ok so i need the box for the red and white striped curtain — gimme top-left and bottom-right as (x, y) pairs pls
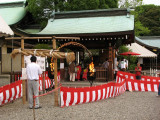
(0, 71), (61, 106)
(60, 80), (126, 107)
(0, 80), (22, 105)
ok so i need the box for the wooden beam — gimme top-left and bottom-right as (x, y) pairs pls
(6, 40), (34, 48)
(53, 36), (59, 107)
(5, 36), (80, 40)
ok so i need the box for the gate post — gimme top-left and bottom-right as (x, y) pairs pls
(52, 36), (59, 106)
(21, 37), (26, 104)
(108, 45), (114, 81)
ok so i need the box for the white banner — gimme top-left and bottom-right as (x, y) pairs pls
(24, 55), (46, 71)
(60, 63), (64, 69)
(21, 68), (27, 80)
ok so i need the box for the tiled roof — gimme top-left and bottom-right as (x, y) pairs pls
(0, 15), (14, 37)
(0, 0), (26, 25)
(135, 36), (160, 49)
(0, 0), (26, 4)
(38, 15), (134, 35)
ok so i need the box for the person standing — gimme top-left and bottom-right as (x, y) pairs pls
(26, 56), (42, 109)
(68, 61), (76, 82)
(114, 58), (119, 80)
(102, 58), (109, 82)
(120, 58), (127, 71)
(135, 63), (142, 80)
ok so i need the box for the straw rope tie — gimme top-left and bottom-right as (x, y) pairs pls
(10, 49), (75, 63)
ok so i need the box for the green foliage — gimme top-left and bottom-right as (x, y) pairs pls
(134, 21), (150, 36)
(60, 0), (118, 11)
(134, 5), (160, 36)
(118, 0), (142, 8)
(128, 56), (137, 70)
(27, 0), (56, 27)
(34, 44), (51, 49)
(27, 0), (118, 26)
(130, 10), (150, 36)
(118, 45), (137, 70)
(118, 45), (129, 60)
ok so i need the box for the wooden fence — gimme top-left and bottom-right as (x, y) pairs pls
(95, 67), (107, 81)
(10, 71), (22, 83)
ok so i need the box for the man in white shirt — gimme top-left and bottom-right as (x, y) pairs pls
(26, 56), (42, 109)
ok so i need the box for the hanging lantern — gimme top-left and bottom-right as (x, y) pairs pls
(50, 57), (54, 71)
(89, 57), (96, 76)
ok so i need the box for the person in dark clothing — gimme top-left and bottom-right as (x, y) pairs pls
(68, 62), (76, 82)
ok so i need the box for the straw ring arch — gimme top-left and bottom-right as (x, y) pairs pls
(58, 42), (92, 57)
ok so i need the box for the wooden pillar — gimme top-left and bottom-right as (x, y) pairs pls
(52, 36), (59, 106)
(108, 46), (114, 81)
(60, 59), (65, 81)
(21, 37), (26, 104)
(113, 48), (116, 80)
(43, 72), (45, 93)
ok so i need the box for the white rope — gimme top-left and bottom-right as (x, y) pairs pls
(18, 49), (21, 53)
(34, 50), (36, 56)
(50, 50), (53, 57)
(65, 53), (68, 57)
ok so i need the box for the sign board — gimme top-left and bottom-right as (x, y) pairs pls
(24, 55), (46, 71)
(60, 63), (64, 69)
(138, 58), (143, 64)
(21, 68), (27, 80)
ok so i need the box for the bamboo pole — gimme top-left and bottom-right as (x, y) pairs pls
(53, 36), (59, 106)
(43, 72), (45, 94)
(21, 37), (26, 104)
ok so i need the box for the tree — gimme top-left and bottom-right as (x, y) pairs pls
(27, 0), (118, 26)
(118, 0), (143, 8)
(34, 44), (51, 49)
(131, 10), (150, 36)
(118, 45), (137, 70)
(27, 0), (56, 27)
(118, 0), (153, 36)
(59, 0), (118, 11)
(134, 5), (160, 36)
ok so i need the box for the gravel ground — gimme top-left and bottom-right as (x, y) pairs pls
(1, 84), (160, 120)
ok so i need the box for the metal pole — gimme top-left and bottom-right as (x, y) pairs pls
(153, 58), (154, 76)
